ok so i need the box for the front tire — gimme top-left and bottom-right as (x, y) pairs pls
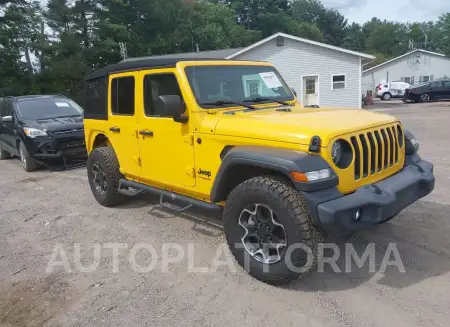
(382, 93), (392, 100)
(19, 142), (38, 172)
(223, 176), (323, 285)
(87, 147), (124, 207)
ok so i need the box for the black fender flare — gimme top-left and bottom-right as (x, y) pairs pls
(210, 146), (338, 203)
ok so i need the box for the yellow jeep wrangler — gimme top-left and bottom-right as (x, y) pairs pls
(84, 58), (434, 285)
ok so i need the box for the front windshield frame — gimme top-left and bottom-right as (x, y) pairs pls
(184, 65), (295, 109)
(16, 97), (83, 120)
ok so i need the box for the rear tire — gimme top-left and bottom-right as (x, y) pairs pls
(382, 93), (392, 100)
(87, 147), (124, 207)
(19, 142), (38, 172)
(223, 176), (323, 285)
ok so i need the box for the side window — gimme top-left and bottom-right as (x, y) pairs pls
(5, 102), (14, 117)
(85, 77), (107, 120)
(443, 81), (450, 88)
(143, 74), (182, 117)
(431, 81), (442, 88)
(111, 76), (135, 115)
(0, 99), (5, 117)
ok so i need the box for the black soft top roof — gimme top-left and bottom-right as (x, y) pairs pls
(85, 58), (224, 81)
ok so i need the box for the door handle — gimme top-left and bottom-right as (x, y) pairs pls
(139, 130), (154, 137)
(109, 126), (120, 133)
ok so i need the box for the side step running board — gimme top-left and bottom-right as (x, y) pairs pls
(118, 179), (222, 212)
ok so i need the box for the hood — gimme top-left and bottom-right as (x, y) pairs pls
(24, 116), (84, 132)
(212, 107), (398, 147)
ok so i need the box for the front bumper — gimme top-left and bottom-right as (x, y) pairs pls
(25, 133), (87, 160)
(311, 159), (434, 235)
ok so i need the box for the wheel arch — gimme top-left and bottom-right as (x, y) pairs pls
(210, 146), (338, 203)
(90, 132), (112, 152)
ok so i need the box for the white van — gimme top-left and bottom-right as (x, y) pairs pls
(376, 81), (411, 100)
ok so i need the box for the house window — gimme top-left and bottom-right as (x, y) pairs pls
(332, 75), (345, 89)
(420, 75), (434, 83)
(305, 79), (315, 94)
(404, 77), (411, 84)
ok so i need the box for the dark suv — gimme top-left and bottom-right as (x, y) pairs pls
(0, 95), (86, 171)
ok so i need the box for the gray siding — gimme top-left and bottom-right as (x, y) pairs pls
(362, 51), (450, 91)
(233, 38), (362, 108)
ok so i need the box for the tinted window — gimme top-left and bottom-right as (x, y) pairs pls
(0, 99), (5, 117)
(144, 74), (182, 117)
(431, 81), (443, 88)
(111, 77), (135, 115)
(16, 97), (83, 120)
(443, 81), (450, 88)
(85, 77), (107, 120)
(185, 65), (294, 108)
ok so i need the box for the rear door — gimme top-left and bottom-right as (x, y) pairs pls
(107, 72), (141, 177)
(443, 81), (450, 99)
(137, 68), (195, 187)
(429, 81), (444, 99)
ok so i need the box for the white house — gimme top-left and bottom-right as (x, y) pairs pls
(124, 32), (374, 109)
(362, 49), (450, 91)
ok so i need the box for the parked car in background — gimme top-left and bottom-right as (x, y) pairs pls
(376, 81), (411, 100)
(0, 95), (86, 171)
(403, 80), (450, 103)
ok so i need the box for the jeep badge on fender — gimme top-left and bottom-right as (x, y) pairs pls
(197, 168), (211, 178)
(83, 58), (435, 286)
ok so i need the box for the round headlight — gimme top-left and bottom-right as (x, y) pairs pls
(331, 139), (353, 169)
(331, 141), (342, 164)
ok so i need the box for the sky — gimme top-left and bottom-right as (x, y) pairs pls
(321, 0), (450, 24)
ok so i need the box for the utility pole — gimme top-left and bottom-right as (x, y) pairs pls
(119, 42), (128, 60)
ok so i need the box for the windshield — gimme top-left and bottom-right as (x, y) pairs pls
(17, 97), (83, 120)
(185, 65), (294, 109)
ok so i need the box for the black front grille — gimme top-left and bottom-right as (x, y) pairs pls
(59, 139), (85, 149)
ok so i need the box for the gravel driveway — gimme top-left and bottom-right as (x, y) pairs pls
(1, 102), (449, 327)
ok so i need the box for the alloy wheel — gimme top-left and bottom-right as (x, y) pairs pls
(238, 203), (287, 264)
(19, 145), (27, 169)
(421, 94), (430, 102)
(92, 163), (107, 195)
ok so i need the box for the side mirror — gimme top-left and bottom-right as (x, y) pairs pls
(291, 87), (297, 97)
(0, 115), (12, 123)
(156, 95), (188, 123)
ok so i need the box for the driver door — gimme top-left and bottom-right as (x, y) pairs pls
(137, 69), (195, 187)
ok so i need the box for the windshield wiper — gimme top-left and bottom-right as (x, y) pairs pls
(243, 97), (290, 106)
(200, 100), (255, 110)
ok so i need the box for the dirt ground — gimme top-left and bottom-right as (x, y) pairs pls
(1, 102), (450, 327)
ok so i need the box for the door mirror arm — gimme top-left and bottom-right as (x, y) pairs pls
(173, 115), (189, 123)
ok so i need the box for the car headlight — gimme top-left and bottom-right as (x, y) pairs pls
(331, 139), (353, 169)
(331, 141), (342, 164)
(23, 127), (48, 138)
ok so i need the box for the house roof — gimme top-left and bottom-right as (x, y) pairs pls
(363, 49), (448, 74)
(226, 32), (375, 60)
(122, 48), (243, 62)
